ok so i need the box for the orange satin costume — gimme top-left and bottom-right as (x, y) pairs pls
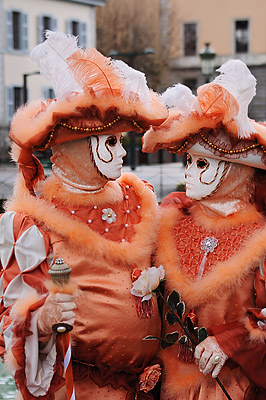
(156, 194), (266, 400)
(0, 173), (161, 400)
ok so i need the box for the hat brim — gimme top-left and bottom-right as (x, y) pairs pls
(10, 89), (168, 152)
(142, 109), (266, 169)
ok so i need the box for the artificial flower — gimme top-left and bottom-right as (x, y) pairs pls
(139, 364), (162, 393)
(101, 208), (116, 224)
(130, 265), (165, 301)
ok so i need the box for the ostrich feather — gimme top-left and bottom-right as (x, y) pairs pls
(112, 59), (150, 106)
(213, 60), (257, 138)
(67, 48), (124, 95)
(197, 84), (239, 123)
(30, 30), (81, 100)
(161, 84), (201, 117)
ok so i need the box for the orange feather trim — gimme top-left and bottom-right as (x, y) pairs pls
(45, 280), (79, 296)
(67, 48), (123, 94)
(4, 350), (19, 378)
(244, 316), (266, 344)
(190, 202), (264, 232)
(10, 90), (167, 152)
(142, 111), (218, 153)
(197, 84), (239, 123)
(38, 176), (123, 207)
(156, 206), (266, 308)
(159, 346), (236, 398)
(7, 173), (158, 267)
(9, 290), (43, 324)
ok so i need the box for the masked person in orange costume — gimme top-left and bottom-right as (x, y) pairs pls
(143, 60), (266, 400)
(0, 31), (168, 400)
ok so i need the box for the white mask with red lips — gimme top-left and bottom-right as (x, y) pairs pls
(90, 133), (127, 180)
(185, 153), (231, 200)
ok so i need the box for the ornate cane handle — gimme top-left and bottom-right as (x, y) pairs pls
(48, 258), (73, 334)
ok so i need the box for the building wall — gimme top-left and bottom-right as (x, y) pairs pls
(164, 0), (266, 121)
(168, 0), (266, 58)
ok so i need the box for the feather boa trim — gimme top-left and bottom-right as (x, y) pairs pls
(10, 90), (167, 152)
(159, 346), (242, 398)
(244, 315), (266, 343)
(9, 290), (43, 325)
(37, 177), (123, 207)
(6, 173), (158, 266)
(156, 206), (266, 308)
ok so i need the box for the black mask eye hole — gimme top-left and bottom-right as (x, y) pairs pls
(197, 158), (209, 169)
(187, 154), (192, 166)
(106, 136), (117, 147)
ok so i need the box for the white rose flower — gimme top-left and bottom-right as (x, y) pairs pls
(131, 265), (165, 301)
(101, 208), (116, 224)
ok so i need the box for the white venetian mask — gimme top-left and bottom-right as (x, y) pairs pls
(90, 133), (127, 180)
(185, 153), (231, 200)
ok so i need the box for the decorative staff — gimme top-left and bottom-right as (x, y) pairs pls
(48, 258), (75, 400)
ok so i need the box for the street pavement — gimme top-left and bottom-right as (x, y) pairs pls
(0, 161), (186, 202)
(0, 163), (17, 200)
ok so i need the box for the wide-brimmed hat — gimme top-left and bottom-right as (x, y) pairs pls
(142, 60), (266, 170)
(10, 31), (168, 193)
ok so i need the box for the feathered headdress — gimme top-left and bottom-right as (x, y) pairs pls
(143, 60), (266, 170)
(9, 31), (168, 194)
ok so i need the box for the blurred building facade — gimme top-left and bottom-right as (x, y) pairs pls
(0, 0), (105, 161)
(96, 0), (266, 166)
(163, 0), (266, 121)
(97, 0), (266, 122)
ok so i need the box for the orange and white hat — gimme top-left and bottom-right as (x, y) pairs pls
(143, 60), (266, 170)
(9, 31), (168, 193)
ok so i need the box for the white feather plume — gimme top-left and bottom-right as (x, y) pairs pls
(213, 60), (257, 138)
(161, 84), (201, 117)
(112, 59), (150, 106)
(30, 30), (82, 99)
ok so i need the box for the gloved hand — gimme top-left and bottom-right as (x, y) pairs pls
(194, 336), (229, 378)
(37, 293), (76, 337)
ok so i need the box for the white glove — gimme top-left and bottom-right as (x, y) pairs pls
(37, 293), (76, 337)
(194, 336), (229, 378)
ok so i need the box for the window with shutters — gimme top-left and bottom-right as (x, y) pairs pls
(183, 23), (197, 56)
(6, 10), (28, 51)
(66, 19), (87, 48)
(235, 20), (249, 53)
(38, 15), (57, 43)
(7, 86), (24, 125)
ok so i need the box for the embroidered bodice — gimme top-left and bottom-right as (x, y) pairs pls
(174, 212), (264, 278)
